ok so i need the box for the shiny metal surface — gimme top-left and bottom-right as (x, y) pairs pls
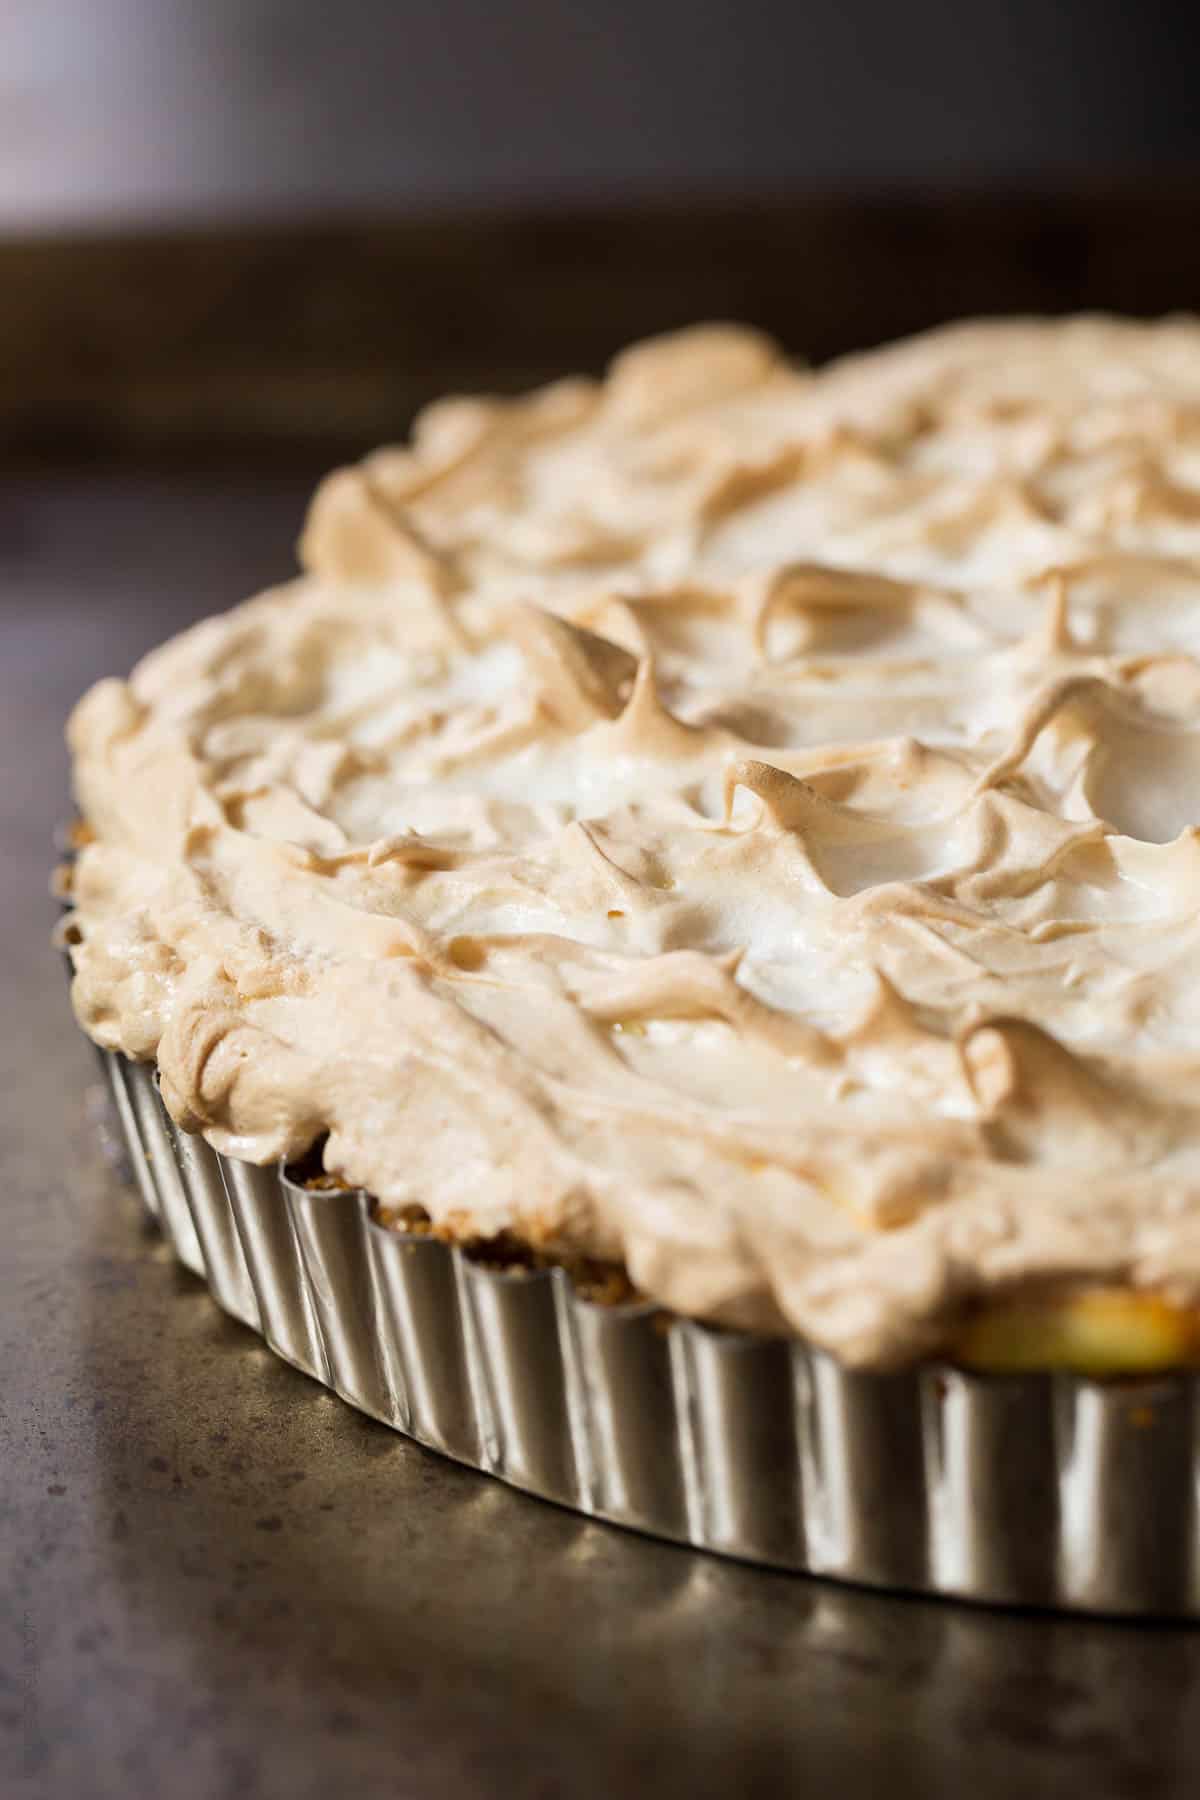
(94, 1049), (1200, 1617)
(8, 475), (1200, 1800)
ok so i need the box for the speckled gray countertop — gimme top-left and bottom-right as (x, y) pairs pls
(4, 475), (1200, 1800)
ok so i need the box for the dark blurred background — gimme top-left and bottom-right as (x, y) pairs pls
(9, 0), (1200, 225)
(4, 0), (1200, 463)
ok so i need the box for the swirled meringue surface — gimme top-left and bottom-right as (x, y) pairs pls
(66, 317), (1200, 1364)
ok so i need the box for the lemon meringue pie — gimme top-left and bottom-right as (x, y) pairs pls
(65, 317), (1200, 1369)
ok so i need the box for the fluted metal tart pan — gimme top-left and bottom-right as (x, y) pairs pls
(81, 1041), (1200, 1617)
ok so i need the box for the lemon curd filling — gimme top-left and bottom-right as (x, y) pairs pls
(951, 1288), (1200, 1376)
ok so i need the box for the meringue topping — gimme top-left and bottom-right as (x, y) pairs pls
(65, 316), (1200, 1364)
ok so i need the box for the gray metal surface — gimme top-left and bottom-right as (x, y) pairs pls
(7, 475), (1200, 1800)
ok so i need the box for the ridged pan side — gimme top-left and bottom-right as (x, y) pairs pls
(95, 1050), (1200, 1616)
